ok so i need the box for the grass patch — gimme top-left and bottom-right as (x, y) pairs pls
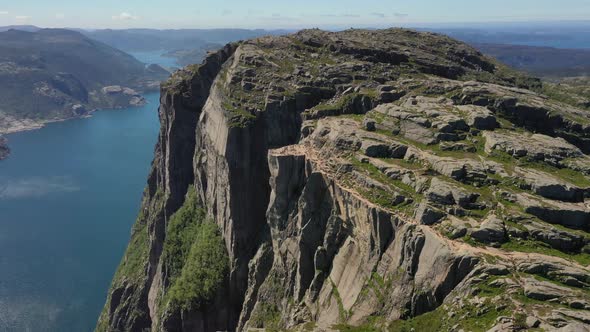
(502, 239), (590, 266)
(333, 323), (381, 332)
(388, 300), (510, 332)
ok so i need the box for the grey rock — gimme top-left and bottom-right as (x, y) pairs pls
(458, 105), (498, 130)
(469, 215), (507, 244)
(526, 316), (540, 328)
(522, 277), (573, 301)
(415, 202), (446, 225)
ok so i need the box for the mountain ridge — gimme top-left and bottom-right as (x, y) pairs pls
(98, 28), (590, 332)
(0, 28), (168, 136)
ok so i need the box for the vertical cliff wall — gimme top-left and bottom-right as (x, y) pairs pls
(99, 29), (590, 332)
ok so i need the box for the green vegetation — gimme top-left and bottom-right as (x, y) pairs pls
(502, 239), (590, 266)
(245, 271), (288, 330)
(161, 188), (205, 278)
(222, 101), (257, 128)
(248, 303), (283, 332)
(113, 221), (149, 282)
(333, 323), (381, 332)
(525, 159), (590, 187)
(542, 82), (590, 111)
(388, 299), (510, 332)
(161, 187), (229, 311)
(113, 188), (165, 283)
(330, 278), (350, 321)
(484, 139), (590, 187)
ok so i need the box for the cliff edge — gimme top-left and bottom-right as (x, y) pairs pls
(98, 29), (590, 332)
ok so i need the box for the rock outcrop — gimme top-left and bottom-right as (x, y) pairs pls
(98, 29), (590, 332)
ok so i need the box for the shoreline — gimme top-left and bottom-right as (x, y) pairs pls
(0, 109), (97, 137)
(0, 93), (160, 162)
(0, 94), (159, 136)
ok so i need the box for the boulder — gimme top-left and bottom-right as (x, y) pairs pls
(516, 193), (590, 231)
(519, 168), (585, 203)
(469, 215), (507, 244)
(458, 105), (498, 130)
(522, 277), (573, 301)
(415, 203), (446, 225)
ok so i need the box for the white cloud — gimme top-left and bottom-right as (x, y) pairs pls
(370, 12), (387, 18)
(15, 15), (32, 21)
(112, 12), (139, 21)
(0, 11), (8, 15)
(55, 13), (65, 19)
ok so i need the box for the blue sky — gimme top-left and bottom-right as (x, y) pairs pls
(1, 0), (590, 29)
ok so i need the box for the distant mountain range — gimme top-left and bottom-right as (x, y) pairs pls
(474, 43), (590, 78)
(0, 28), (168, 134)
(0, 25), (41, 32)
(81, 28), (291, 52)
(1, 24), (588, 139)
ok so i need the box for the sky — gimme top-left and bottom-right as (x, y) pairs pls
(0, 0), (590, 29)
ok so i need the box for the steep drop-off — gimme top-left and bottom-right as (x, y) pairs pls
(98, 29), (590, 332)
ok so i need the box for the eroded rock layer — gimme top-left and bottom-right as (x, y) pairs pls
(98, 29), (590, 332)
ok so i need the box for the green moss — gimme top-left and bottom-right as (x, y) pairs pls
(160, 187), (229, 312)
(542, 82), (590, 112)
(222, 101), (256, 128)
(161, 187), (205, 279)
(528, 161), (590, 187)
(113, 220), (149, 283)
(333, 323), (381, 332)
(306, 93), (363, 118)
(248, 303), (283, 332)
(349, 157), (419, 200)
(388, 299), (510, 332)
(165, 221), (228, 311)
(487, 146), (590, 187)
(113, 188), (165, 283)
(501, 239), (590, 266)
(330, 278), (349, 322)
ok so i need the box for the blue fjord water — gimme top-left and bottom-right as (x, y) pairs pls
(0, 39), (588, 331)
(0, 49), (166, 332)
(0, 92), (161, 331)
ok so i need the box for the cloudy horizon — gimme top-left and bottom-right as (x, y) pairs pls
(1, 0), (590, 30)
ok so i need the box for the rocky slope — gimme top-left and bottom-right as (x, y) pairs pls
(0, 28), (168, 135)
(98, 29), (590, 332)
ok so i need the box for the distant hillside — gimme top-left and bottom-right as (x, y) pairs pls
(475, 43), (590, 77)
(0, 25), (41, 32)
(0, 28), (168, 134)
(162, 46), (222, 66)
(83, 28), (291, 52)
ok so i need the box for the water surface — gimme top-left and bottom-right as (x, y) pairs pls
(0, 93), (160, 331)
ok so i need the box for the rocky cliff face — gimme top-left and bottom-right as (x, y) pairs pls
(98, 29), (590, 332)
